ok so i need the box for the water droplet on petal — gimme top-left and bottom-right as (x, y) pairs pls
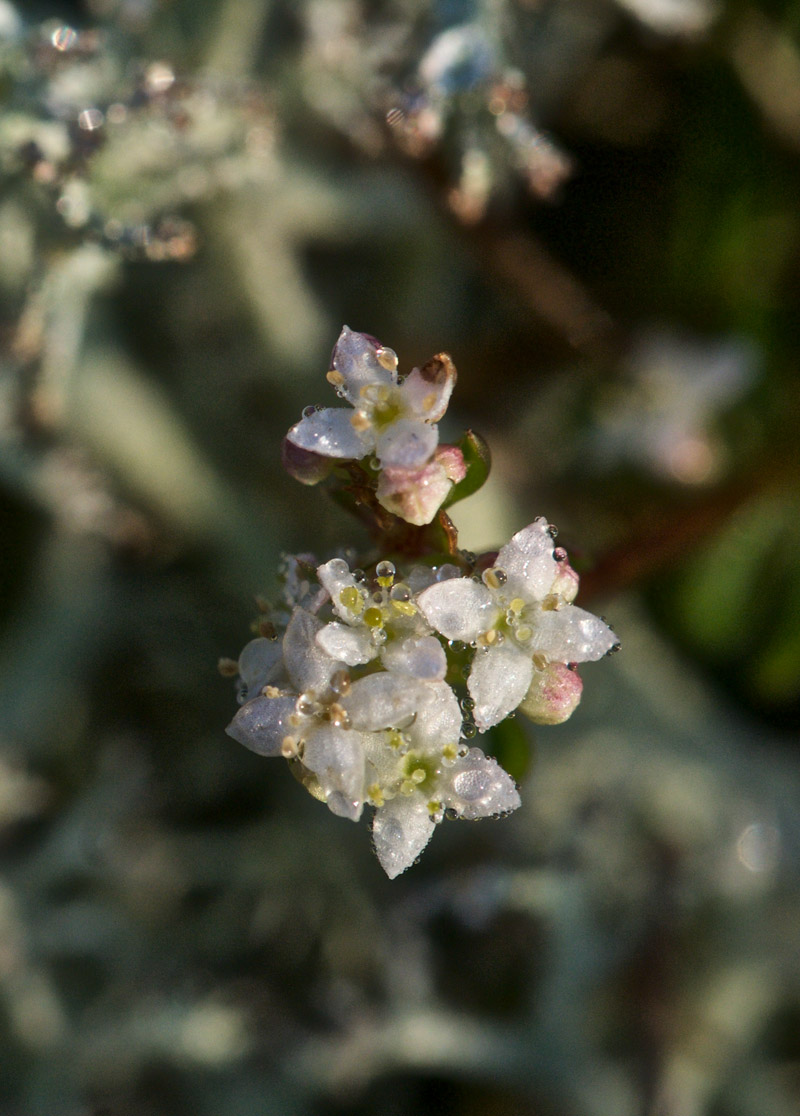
(452, 766), (491, 801)
(461, 723), (477, 739)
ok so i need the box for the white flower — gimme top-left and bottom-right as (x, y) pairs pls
(314, 556), (438, 669)
(368, 671), (520, 878)
(226, 607), (370, 821)
(285, 327), (458, 523)
(417, 518), (619, 730)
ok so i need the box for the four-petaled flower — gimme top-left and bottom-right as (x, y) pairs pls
(417, 518), (619, 730)
(285, 326), (460, 524)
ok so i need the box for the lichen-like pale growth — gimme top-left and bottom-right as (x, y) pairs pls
(227, 327), (618, 876)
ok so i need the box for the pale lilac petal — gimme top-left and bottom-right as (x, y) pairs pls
(376, 460), (452, 525)
(443, 748), (520, 820)
(532, 606), (618, 663)
(237, 637), (283, 703)
(344, 673), (428, 732)
(317, 558), (362, 623)
(399, 353), (457, 423)
(226, 694), (296, 756)
(380, 635), (446, 680)
(372, 796), (436, 879)
(468, 642), (534, 730)
(316, 622), (375, 666)
(417, 578), (495, 643)
(376, 417), (438, 468)
(302, 724), (365, 821)
(283, 608), (340, 695)
(496, 518), (559, 603)
(407, 682), (462, 750)
(406, 565), (439, 595)
(286, 407), (374, 460)
(332, 325), (396, 404)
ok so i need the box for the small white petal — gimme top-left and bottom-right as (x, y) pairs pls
(443, 748), (520, 820)
(372, 796), (436, 879)
(317, 558), (362, 623)
(226, 694), (296, 756)
(417, 578), (495, 643)
(302, 725), (365, 821)
(399, 357), (456, 423)
(344, 673), (427, 731)
(381, 635), (446, 680)
(333, 326), (396, 404)
(376, 417), (438, 469)
(283, 608), (340, 695)
(406, 565), (439, 594)
(317, 622), (375, 666)
(468, 642), (534, 730)
(408, 682), (463, 751)
(287, 407), (374, 460)
(237, 637), (282, 702)
(496, 519), (558, 603)
(532, 606), (618, 662)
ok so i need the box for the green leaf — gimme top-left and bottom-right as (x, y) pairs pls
(442, 429), (492, 509)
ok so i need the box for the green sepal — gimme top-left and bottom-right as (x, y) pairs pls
(442, 430), (491, 509)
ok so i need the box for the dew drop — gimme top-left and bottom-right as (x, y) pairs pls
(461, 723), (477, 739)
(460, 697), (475, 711)
(547, 524), (559, 539)
(302, 405), (317, 418)
(78, 108), (104, 131)
(376, 559), (396, 581)
(482, 566), (507, 590)
(51, 25), (77, 51)
(353, 569), (367, 584)
(554, 547), (568, 562)
(452, 767), (491, 801)
(296, 692), (318, 717)
(330, 669), (351, 696)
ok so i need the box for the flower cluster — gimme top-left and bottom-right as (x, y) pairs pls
(226, 328), (618, 877)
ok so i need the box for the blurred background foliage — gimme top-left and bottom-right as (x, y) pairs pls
(1, 0), (799, 1114)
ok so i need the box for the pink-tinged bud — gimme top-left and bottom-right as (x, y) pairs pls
(435, 443), (467, 483)
(551, 548), (579, 603)
(376, 458), (454, 525)
(281, 436), (334, 485)
(518, 662), (583, 725)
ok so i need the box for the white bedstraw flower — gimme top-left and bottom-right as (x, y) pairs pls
(285, 327), (457, 522)
(417, 518), (619, 730)
(314, 556), (435, 669)
(226, 607), (370, 821)
(367, 671), (520, 877)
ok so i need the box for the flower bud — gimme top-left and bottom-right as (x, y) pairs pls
(281, 436), (334, 485)
(518, 661), (583, 725)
